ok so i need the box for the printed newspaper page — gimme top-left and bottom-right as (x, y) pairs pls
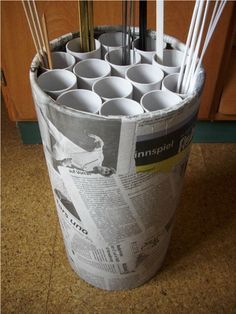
(36, 94), (198, 289)
(134, 101), (198, 173)
(54, 168), (175, 289)
(55, 159), (183, 289)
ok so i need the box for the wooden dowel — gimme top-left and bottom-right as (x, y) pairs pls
(21, 0), (44, 64)
(32, 0), (46, 51)
(31, 0), (48, 67)
(42, 14), (53, 69)
(27, 0), (43, 53)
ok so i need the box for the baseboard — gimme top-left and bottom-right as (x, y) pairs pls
(17, 121), (42, 144)
(193, 121), (236, 143)
(17, 120), (236, 145)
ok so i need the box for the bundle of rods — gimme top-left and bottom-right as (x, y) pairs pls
(122, 0), (136, 66)
(139, 0), (147, 51)
(22, 0), (52, 69)
(78, 0), (95, 52)
(177, 0), (228, 94)
(121, 0), (148, 65)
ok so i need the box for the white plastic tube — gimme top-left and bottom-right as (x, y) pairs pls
(156, 0), (164, 63)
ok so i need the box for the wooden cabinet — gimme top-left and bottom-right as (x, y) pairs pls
(215, 25), (236, 120)
(1, 1), (236, 122)
(217, 47), (236, 117)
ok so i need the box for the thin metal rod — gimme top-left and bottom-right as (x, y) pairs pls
(88, 0), (95, 51)
(83, 0), (90, 52)
(78, 0), (83, 51)
(79, 0), (89, 52)
(139, 0), (147, 51)
(124, 0), (128, 65)
(122, 0), (126, 65)
(78, 0), (95, 52)
(127, 0), (132, 65)
(132, 0), (136, 64)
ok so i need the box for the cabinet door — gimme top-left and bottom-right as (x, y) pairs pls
(1, 0), (234, 121)
(218, 47), (236, 117)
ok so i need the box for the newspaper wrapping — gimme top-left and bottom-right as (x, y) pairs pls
(30, 28), (205, 290)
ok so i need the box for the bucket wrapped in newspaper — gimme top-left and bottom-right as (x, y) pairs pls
(30, 28), (205, 291)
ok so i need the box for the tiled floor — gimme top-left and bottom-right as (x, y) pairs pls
(2, 106), (236, 313)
